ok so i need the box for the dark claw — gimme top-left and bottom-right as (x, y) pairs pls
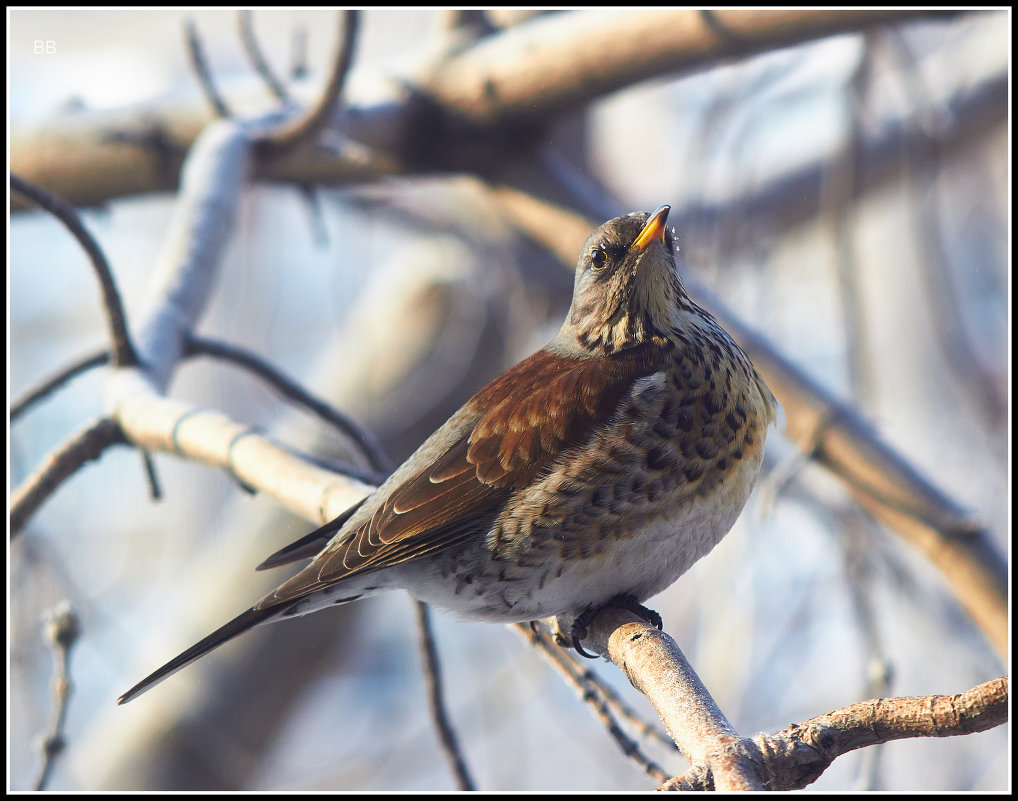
(615, 594), (662, 630)
(571, 634), (599, 659)
(556, 595), (664, 659)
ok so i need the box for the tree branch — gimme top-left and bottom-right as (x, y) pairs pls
(581, 607), (1007, 791)
(666, 676), (1009, 790)
(10, 418), (127, 536)
(414, 602), (475, 790)
(11, 11), (980, 211)
(32, 603), (81, 791)
(256, 10), (360, 155)
(10, 175), (138, 368)
(421, 9), (943, 128)
(183, 336), (391, 477)
(238, 10), (295, 106)
(10, 348), (110, 422)
(515, 622), (671, 783)
(183, 19), (233, 119)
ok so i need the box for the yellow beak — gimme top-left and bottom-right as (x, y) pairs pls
(628, 205), (670, 254)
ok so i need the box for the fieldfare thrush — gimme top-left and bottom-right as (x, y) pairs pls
(119, 205), (780, 704)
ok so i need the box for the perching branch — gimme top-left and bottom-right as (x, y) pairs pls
(582, 607), (766, 791)
(580, 607), (1007, 791)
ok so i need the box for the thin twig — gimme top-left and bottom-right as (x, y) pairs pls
(10, 348), (110, 422)
(258, 10), (359, 155)
(184, 18), (233, 119)
(238, 10), (295, 106)
(32, 602), (81, 790)
(9, 175), (137, 368)
(413, 601), (476, 790)
(572, 654), (677, 753)
(290, 24), (309, 80)
(296, 183), (330, 248)
(185, 335), (391, 475)
(9, 176), (158, 507)
(10, 418), (127, 537)
(515, 623), (671, 783)
(139, 450), (163, 501)
(837, 506), (893, 790)
(665, 676), (1008, 791)
(9, 338), (389, 484)
(827, 34), (873, 405)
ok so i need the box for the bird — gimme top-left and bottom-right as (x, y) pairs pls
(118, 205), (780, 704)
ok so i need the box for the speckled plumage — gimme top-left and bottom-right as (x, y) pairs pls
(119, 206), (779, 704)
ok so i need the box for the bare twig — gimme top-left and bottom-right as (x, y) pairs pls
(836, 506), (894, 789)
(184, 335), (391, 476)
(413, 602), (475, 790)
(826, 34), (874, 405)
(515, 622), (671, 783)
(257, 10), (359, 155)
(290, 24), (309, 80)
(573, 653), (677, 753)
(139, 450), (163, 501)
(10, 175), (137, 368)
(8, 334), (388, 535)
(238, 10), (295, 106)
(184, 19), (233, 119)
(664, 675), (1009, 791)
(10, 348), (110, 422)
(582, 608), (1007, 791)
(10, 418), (127, 537)
(32, 602), (81, 790)
(10, 338), (389, 481)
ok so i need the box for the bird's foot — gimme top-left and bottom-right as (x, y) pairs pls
(557, 594), (664, 659)
(612, 594), (663, 631)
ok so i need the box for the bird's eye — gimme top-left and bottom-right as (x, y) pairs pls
(590, 248), (607, 270)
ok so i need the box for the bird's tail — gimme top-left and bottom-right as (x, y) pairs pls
(117, 604), (281, 705)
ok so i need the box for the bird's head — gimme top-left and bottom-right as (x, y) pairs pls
(560, 206), (687, 354)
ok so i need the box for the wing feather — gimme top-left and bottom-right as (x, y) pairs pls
(259, 344), (666, 611)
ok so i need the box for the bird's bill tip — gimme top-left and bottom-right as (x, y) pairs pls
(629, 205), (671, 254)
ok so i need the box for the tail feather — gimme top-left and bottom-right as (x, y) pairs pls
(117, 604), (280, 705)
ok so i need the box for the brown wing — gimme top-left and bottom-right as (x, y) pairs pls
(260, 344), (666, 609)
